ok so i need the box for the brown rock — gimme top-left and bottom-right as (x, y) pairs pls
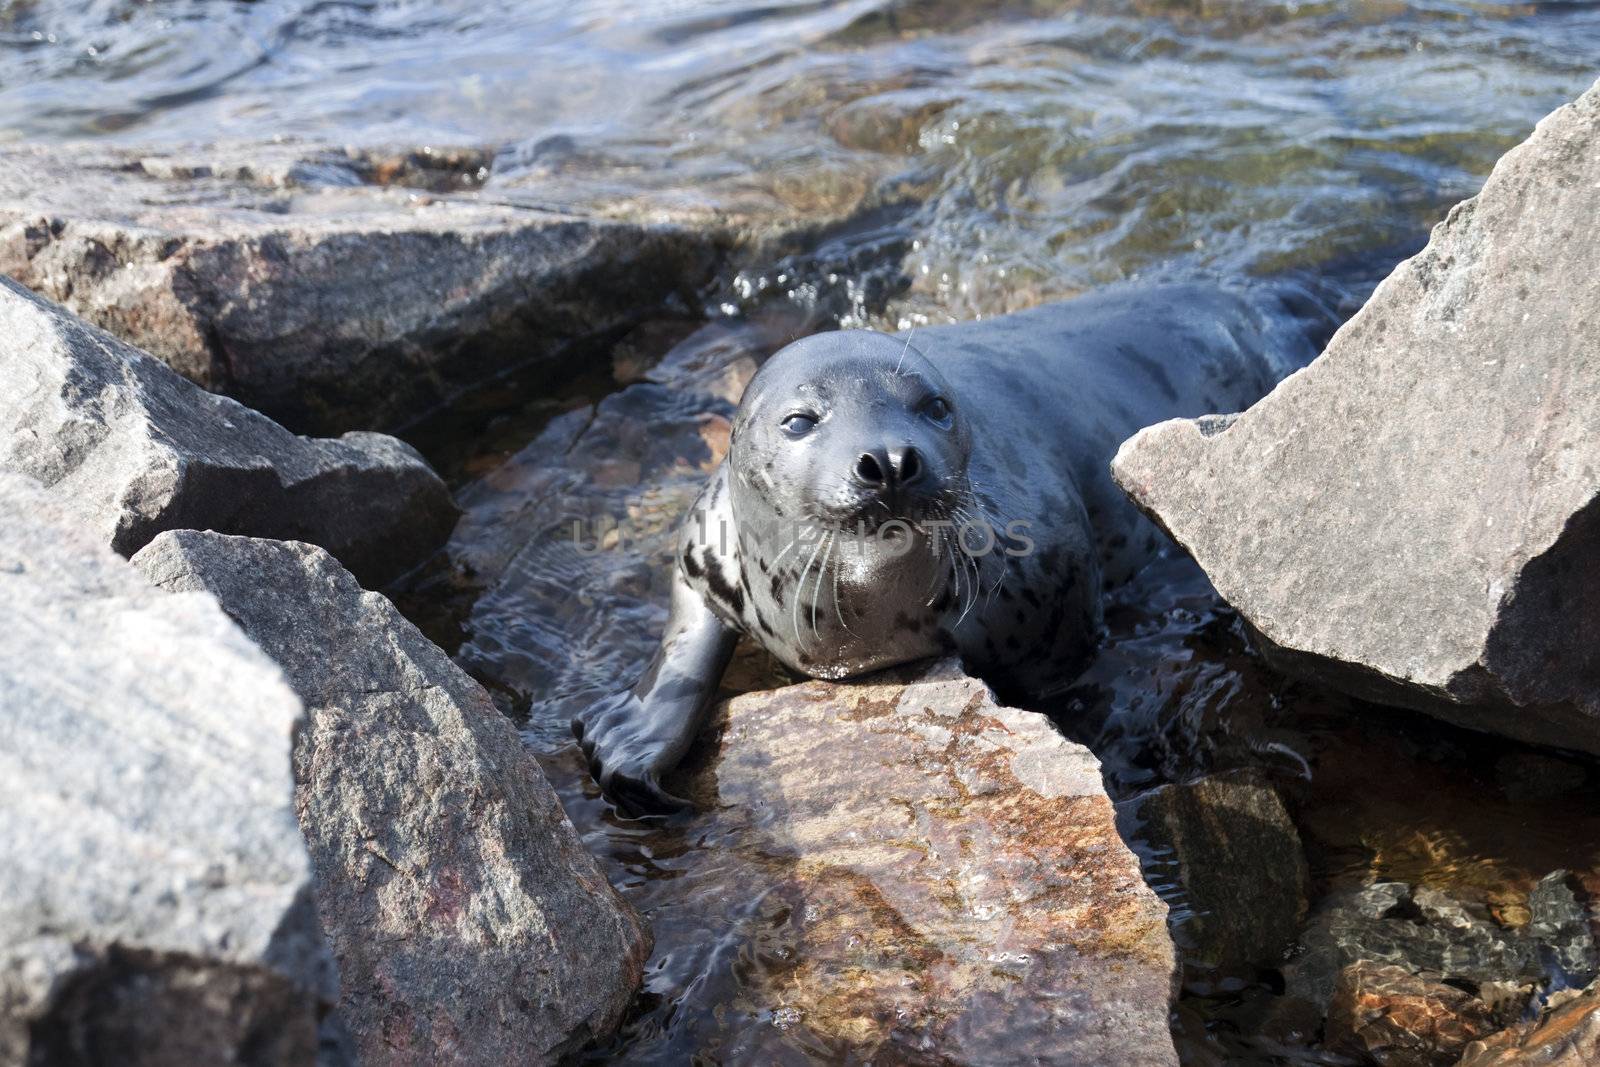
(1326, 961), (1498, 1067)
(1458, 981), (1600, 1066)
(683, 661), (1179, 1065)
(1117, 770), (1309, 972)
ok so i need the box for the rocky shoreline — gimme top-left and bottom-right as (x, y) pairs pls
(2, 71), (1598, 1067)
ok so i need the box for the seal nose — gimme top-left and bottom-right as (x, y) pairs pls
(854, 446), (923, 490)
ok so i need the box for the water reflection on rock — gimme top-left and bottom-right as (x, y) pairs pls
(578, 662), (1180, 1065)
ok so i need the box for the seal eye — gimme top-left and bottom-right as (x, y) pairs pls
(921, 397), (952, 425)
(781, 412), (817, 436)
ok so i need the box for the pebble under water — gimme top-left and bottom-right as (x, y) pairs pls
(15, 0), (1600, 1061)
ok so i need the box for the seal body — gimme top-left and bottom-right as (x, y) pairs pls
(575, 281), (1321, 809)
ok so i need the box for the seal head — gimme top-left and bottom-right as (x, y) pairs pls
(729, 330), (973, 535)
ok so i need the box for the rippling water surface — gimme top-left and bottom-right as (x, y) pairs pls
(8, 0), (1600, 321)
(11, 1), (1600, 1063)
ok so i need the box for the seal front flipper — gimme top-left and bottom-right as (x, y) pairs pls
(573, 567), (737, 814)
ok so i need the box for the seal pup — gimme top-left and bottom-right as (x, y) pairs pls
(574, 281), (1323, 810)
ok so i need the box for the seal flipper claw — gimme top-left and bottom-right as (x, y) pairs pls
(607, 768), (692, 817)
(573, 565), (736, 813)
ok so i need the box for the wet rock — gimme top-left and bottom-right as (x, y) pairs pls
(1117, 770), (1309, 973)
(0, 140), (877, 433)
(1286, 882), (1541, 1013)
(683, 661), (1179, 1065)
(1459, 980), (1600, 1066)
(451, 383), (735, 732)
(1111, 79), (1600, 756)
(1528, 872), (1599, 988)
(131, 531), (650, 1065)
(1326, 961), (1498, 1067)
(0, 474), (334, 1066)
(825, 93), (955, 155)
(1283, 873), (1598, 1041)
(0, 277), (455, 586)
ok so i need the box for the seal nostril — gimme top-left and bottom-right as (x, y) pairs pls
(856, 452), (885, 485)
(900, 447), (921, 484)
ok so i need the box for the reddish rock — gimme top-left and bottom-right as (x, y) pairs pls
(1459, 982), (1600, 1067)
(682, 661), (1180, 1065)
(1327, 961), (1498, 1067)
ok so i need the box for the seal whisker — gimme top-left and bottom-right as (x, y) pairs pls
(792, 529), (827, 651)
(811, 531), (834, 639)
(950, 503), (984, 629)
(955, 499), (1002, 615)
(895, 327), (916, 377)
(768, 533), (801, 568)
(831, 533), (859, 637)
(947, 528), (973, 628)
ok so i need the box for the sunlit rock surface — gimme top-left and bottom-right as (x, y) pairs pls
(132, 531), (650, 1066)
(0, 277), (454, 586)
(679, 662), (1178, 1065)
(0, 474), (333, 1066)
(1112, 79), (1600, 756)
(0, 141), (884, 433)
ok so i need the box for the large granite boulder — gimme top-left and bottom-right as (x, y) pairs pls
(0, 277), (455, 586)
(674, 662), (1179, 1065)
(0, 141), (876, 433)
(132, 531), (650, 1065)
(0, 474), (334, 1066)
(1111, 79), (1600, 755)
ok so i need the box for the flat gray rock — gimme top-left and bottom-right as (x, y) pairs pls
(0, 141), (872, 433)
(0, 277), (455, 586)
(133, 531), (651, 1065)
(0, 473), (333, 1067)
(1112, 79), (1600, 755)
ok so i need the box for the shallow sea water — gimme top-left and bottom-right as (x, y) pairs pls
(10, 1), (1600, 1062)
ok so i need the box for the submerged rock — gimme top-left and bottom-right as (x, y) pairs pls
(1111, 79), (1600, 756)
(132, 531), (650, 1065)
(679, 662), (1179, 1065)
(1117, 770), (1309, 974)
(1284, 875), (1596, 1027)
(1528, 872), (1600, 989)
(1459, 980), (1600, 1066)
(1326, 961), (1498, 1067)
(0, 277), (455, 586)
(0, 141), (876, 433)
(0, 474), (334, 1066)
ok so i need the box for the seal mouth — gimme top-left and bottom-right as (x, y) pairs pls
(816, 481), (975, 537)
